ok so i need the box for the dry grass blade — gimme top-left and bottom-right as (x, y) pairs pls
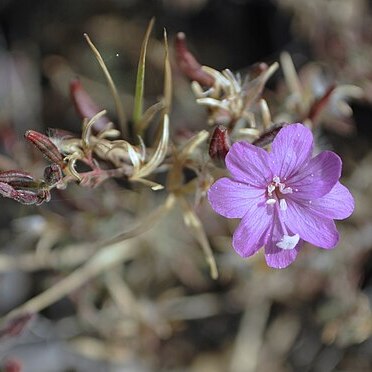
(133, 177), (164, 190)
(131, 114), (169, 180)
(104, 269), (140, 318)
(280, 52), (302, 98)
(230, 301), (270, 372)
(136, 101), (164, 137)
(84, 33), (127, 137)
(196, 97), (227, 110)
(0, 195), (175, 321)
(133, 18), (155, 131)
(162, 29), (172, 116)
(260, 99), (272, 129)
(1, 240), (136, 322)
(178, 196), (218, 279)
(0, 244), (93, 272)
(243, 62), (279, 110)
(82, 110), (107, 148)
(179, 130), (209, 161)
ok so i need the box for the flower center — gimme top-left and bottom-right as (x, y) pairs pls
(266, 176), (292, 211)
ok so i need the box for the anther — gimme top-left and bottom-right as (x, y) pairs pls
(266, 198), (276, 205)
(279, 199), (287, 211)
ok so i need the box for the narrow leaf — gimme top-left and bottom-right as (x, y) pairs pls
(131, 114), (169, 180)
(163, 29), (172, 116)
(136, 101), (165, 137)
(133, 18), (155, 129)
(84, 34), (127, 138)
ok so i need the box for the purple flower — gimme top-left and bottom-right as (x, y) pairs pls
(208, 123), (354, 269)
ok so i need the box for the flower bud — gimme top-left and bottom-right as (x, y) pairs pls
(70, 79), (111, 133)
(209, 125), (231, 164)
(24, 130), (64, 165)
(175, 32), (214, 87)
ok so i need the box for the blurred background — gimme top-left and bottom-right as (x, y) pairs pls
(0, 0), (371, 371)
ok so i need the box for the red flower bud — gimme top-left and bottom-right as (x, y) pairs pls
(4, 359), (22, 372)
(24, 130), (64, 165)
(175, 32), (215, 87)
(308, 85), (335, 123)
(209, 125), (231, 163)
(0, 313), (34, 340)
(70, 79), (111, 133)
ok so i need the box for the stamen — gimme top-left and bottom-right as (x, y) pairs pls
(279, 198), (287, 211)
(267, 184), (275, 196)
(276, 234), (300, 250)
(273, 176), (280, 184)
(267, 176), (292, 206)
(278, 183), (293, 194)
(266, 198), (276, 205)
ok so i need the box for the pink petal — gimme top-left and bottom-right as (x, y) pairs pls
(294, 182), (354, 220)
(282, 201), (339, 249)
(232, 202), (271, 257)
(208, 178), (266, 218)
(288, 151), (341, 199)
(226, 141), (272, 187)
(265, 239), (302, 269)
(264, 209), (301, 268)
(270, 124), (313, 179)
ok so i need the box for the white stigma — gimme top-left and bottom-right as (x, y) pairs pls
(276, 234), (300, 250)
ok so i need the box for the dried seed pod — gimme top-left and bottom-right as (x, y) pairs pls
(0, 182), (40, 205)
(209, 125), (231, 164)
(175, 32), (214, 87)
(0, 170), (36, 188)
(13, 189), (41, 205)
(36, 188), (51, 205)
(24, 130), (64, 165)
(0, 182), (16, 198)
